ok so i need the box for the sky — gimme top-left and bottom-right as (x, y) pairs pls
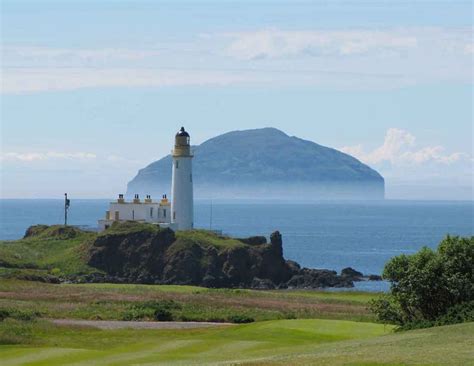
(1, 0), (473, 199)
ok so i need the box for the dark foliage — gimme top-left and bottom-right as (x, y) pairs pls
(0, 308), (40, 321)
(371, 235), (474, 329)
(227, 315), (255, 324)
(122, 300), (181, 321)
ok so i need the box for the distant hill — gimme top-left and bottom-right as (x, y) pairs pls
(127, 128), (384, 200)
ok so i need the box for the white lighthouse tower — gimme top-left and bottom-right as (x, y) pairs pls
(171, 127), (194, 230)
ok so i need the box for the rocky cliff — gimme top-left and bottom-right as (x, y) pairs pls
(87, 222), (353, 289)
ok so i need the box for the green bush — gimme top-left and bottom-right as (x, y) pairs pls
(153, 308), (173, 321)
(228, 315), (255, 324)
(371, 235), (474, 329)
(0, 308), (40, 322)
(122, 300), (181, 321)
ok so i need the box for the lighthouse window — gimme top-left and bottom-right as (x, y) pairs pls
(175, 161), (179, 169)
(150, 208), (153, 217)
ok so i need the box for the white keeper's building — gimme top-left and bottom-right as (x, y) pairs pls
(98, 127), (194, 232)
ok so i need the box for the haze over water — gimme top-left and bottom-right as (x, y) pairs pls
(1, 199), (472, 291)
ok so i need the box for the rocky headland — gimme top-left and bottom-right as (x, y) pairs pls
(86, 222), (365, 289)
(3, 223), (380, 289)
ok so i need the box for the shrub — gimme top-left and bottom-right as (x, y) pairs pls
(122, 300), (181, 321)
(371, 235), (474, 329)
(0, 308), (40, 322)
(228, 315), (255, 324)
(153, 308), (173, 321)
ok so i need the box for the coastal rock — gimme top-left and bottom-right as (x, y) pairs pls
(85, 222), (356, 289)
(286, 268), (354, 289)
(368, 274), (383, 281)
(341, 267), (364, 281)
(251, 278), (276, 290)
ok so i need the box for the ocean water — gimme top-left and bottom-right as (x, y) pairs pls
(1, 199), (473, 291)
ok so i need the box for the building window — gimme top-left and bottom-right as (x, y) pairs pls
(163, 209), (166, 218)
(190, 173), (192, 182)
(132, 210), (135, 220)
(173, 211), (176, 220)
(175, 161), (179, 169)
(150, 207), (153, 217)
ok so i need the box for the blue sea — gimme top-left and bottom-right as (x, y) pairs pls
(1, 199), (473, 291)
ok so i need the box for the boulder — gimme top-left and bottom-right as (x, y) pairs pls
(368, 274), (383, 281)
(341, 267), (364, 280)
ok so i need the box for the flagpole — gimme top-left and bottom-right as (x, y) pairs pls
(64, 193), (68, 226)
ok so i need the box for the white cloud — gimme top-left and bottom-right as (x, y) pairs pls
(1, 68), (251, 94)
(340, 128), (470, 166)
(2, 46), (161, 68)
(226, 29), (418, 60)
(1, 151), (97, 161)
(1, 27), (472, 93)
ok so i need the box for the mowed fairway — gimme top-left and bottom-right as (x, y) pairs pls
(1, 318), (391, 365)
(1, 319), (473, 365)
(1, 281), (473, 365)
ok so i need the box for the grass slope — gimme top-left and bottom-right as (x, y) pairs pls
(263, 322), (474, 366)
(1, 319), (472, 365)
(0, 318), (393, 366)
(0, 226), (96, 276)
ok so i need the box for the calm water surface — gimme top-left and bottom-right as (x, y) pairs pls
(1, 199), (472, 291)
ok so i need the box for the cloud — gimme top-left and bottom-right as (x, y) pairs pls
(340, 128), (470, 166)
(1, 151), (97, 161)
(1, 68), (251, 94)
(226, 29), (418, 60)
(1, 27), (472, 93)
(2, 46), (161, 68)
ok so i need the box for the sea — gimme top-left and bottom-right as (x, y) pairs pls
(1, 199), (473, 292)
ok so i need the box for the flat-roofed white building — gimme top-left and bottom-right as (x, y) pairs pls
(98, 194), (177, 231)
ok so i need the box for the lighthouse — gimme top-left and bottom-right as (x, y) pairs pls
(171, 127), (194, 230)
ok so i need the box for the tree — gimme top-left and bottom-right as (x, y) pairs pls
(371, 236), (474, 327)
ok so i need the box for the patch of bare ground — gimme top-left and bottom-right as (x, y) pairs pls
(50, 319), (234, 329)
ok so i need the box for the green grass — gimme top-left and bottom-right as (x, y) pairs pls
(0, 279), (377, 323)
(174, 229), (247, 250)
(1, 319), (472, 365)
(262, 322), (474, 366)
(0, 226), (96, 276)
(0, 318), (393, 365)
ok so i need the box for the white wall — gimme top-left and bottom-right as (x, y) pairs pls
(171, 156), (194, 230)
(108, 202), (171, 223)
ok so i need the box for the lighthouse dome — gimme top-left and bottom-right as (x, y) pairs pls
(176, 127), (190, 137)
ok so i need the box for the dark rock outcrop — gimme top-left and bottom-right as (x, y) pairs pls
(87, 222), (354, 289)
(368, 274), (383, 281)
(341, 267), (364, 281)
